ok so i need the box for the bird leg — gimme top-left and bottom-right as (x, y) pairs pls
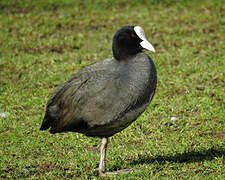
(98, 137), (108, 175)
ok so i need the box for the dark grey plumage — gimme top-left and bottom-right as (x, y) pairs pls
(40, 26), (157, 175)
(41, 53), (156, 137)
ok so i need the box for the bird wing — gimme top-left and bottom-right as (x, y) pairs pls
(41, 59), (122, 133)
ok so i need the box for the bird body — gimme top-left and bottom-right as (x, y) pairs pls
(41, 53), (156, 137)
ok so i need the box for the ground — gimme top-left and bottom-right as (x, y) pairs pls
(0, 0), (225, 179)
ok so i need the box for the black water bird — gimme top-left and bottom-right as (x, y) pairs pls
(40, 26), (157, 175)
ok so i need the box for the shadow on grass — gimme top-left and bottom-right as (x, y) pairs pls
(129, 147), (225, 166)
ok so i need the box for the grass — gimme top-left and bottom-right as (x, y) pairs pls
(0, 0), (225, 179)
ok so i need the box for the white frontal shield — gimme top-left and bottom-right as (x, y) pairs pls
(134, 26), (155, 52)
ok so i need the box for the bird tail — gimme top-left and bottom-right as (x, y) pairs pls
(40, 114), (51, 131)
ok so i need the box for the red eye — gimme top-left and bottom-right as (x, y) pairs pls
(131, 33), (136, 38)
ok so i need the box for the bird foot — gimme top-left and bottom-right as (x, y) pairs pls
(94, 168), (106, 176)
(98, 169), (136, 176)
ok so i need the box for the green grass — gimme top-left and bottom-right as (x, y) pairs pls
(0, 0), (225, 179)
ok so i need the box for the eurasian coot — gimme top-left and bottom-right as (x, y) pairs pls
(40, 26), (157, 175)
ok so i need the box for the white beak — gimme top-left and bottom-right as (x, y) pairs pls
(134, 26), (155, 52)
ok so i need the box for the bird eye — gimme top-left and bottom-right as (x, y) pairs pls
(131, 33), (136, 38)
